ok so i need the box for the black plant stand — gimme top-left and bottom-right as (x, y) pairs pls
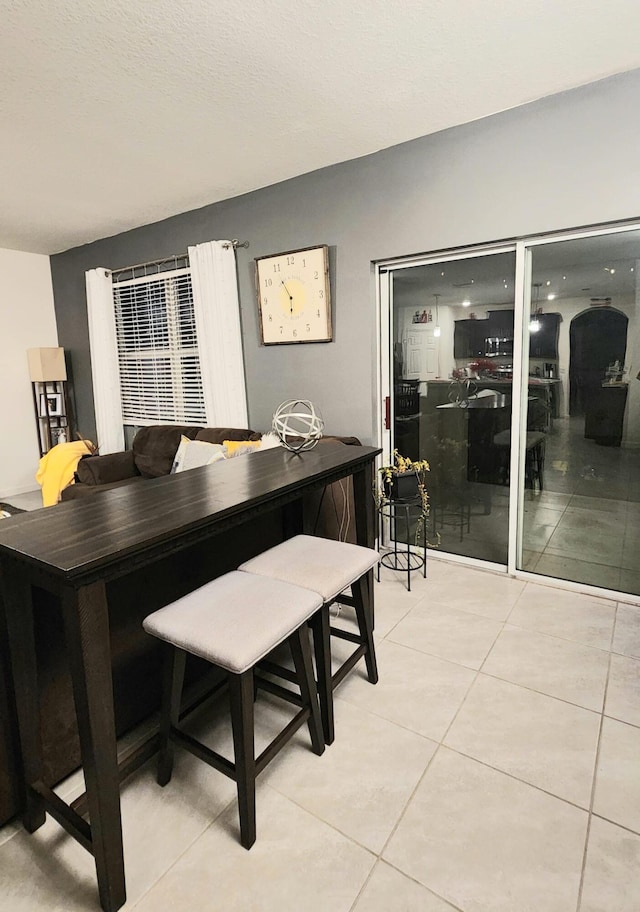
(377, 495), (427, 592)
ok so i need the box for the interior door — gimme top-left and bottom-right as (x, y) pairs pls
(403, 324), (439, 381)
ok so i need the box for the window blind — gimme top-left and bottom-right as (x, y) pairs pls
(113, 267), (207, 426)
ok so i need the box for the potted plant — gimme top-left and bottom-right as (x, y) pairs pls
(375, 449), (433, 545)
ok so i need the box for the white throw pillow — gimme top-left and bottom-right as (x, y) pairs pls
(258, 431), (282, 450)
(171, 436), (226, 474)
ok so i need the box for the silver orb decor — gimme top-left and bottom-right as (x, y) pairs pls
(272, 400), (324, 452)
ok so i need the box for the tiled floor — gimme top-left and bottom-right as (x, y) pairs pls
(1, 559), (639, 911)
(429, 416), (640, 596)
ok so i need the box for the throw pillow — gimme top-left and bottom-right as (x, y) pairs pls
(257, 431), (282, 450)
(223, 439), (262, 458)
(171, 436), (226, 474)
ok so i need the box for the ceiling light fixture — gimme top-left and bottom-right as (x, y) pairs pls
(462, 299), (471, 307)
(547, 293), (556, 300)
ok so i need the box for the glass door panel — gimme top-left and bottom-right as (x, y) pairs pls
(520, 229), (640, 594)
(391, 249), (517, 565)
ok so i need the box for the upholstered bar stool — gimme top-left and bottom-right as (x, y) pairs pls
(142, 571), (324, 849)
(239, 535), (379, 745)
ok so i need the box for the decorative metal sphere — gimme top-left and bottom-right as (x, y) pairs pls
(272, 400), (324, 452)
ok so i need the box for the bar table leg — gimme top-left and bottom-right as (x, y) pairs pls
(62, 582), (126, 912)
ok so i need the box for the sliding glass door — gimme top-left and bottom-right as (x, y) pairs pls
(381, 222), (640, 596)
(519, 228), (640, 595)
(388, 247), (517, 566)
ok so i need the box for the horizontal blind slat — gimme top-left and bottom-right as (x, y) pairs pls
(112, 268), (206, 425)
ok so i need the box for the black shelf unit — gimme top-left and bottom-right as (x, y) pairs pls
(31, 380), (71, 456)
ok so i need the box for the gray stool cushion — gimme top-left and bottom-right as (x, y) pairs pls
(143, 571), (322, 674)
(239, 535), (379, 603)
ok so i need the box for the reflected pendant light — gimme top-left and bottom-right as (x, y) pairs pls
(529, 283), (541, 333)
(433, 294), (441, 337)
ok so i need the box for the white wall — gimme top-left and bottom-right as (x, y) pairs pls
(0, 248), (57, 497)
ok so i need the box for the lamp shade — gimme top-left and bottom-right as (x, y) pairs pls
(27, 347), (67, 382)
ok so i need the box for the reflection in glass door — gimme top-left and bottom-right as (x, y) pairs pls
(519, 229), (640, 595)
(390, 249), (517, 565)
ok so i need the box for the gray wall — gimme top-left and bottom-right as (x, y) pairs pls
(51, 69), (640, 445)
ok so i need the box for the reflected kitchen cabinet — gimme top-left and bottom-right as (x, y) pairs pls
(454, 319), (488, 358)
(530, 313), (561, 359)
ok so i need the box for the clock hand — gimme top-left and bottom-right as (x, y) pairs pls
(281, 280), (294, 314)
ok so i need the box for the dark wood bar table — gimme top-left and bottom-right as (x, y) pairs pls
(0, 443), (379, 912)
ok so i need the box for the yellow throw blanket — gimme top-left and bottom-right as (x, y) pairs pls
(35, 440), (94, 507)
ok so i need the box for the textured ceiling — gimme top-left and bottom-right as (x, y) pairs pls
(2, 0), (640, 255)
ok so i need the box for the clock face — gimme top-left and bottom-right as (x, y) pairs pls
(255, 245), (332, 345)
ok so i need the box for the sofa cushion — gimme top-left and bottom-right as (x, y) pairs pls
(76, 450), (138, 485)
(133, 426), (202, 478)
(195, 427), (260, 445)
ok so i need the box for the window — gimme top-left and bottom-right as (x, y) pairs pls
(86, 240), (248, 455)
(112, 267), (207, 426)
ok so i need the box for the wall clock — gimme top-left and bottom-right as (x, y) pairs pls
(255, 245), (332, 345)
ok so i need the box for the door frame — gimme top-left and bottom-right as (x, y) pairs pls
(375, 218), (640, 603)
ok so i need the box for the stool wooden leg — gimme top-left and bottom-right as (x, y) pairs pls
(229, 670), (256, 849)
(353, 576), (378, 685)
(289, 628), (325, 757)
(309, 605), (334, 745)
(158, 645), (186, 787)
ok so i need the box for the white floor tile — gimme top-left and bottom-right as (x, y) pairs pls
(508, 583), (615, 650)
(593, 716), (640, 834)
(483, 624), (610, 711)
(580, 816), (640, 912)
(337, 639), (475, 741)
(133, 785), (374, 912)
(384, 748), (587, 912)
(444, 674), (600, 807)
(388, 600), (503, 669)
(352, 861), (458, 912)
(605, 653), (640, 727)
(404, 564), (525, 621)
(612, 603), (640, 658)
(264, 698), (436, 852)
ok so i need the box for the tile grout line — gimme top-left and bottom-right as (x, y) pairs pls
(574, 605), (617, 912)
(128, 792), (239, 910)
(371, 593), (516, 869)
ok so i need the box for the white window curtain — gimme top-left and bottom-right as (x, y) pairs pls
(188, 240), (248, 428)
(86, 267), (125, 453)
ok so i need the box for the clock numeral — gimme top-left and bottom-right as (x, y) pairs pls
(316, 309), (321, 318)
(264, 278), (272, 287)
(318, 290), (324, 299)
(314, 270), (319, 279)
(302, 258), (306, 267)
(306, 324), (310, 332)
(268, 314), (272, 322)
(287, 255), (295, 265)
(273, 263), (281, 273)
(279, 325), (283, 334)
(293, 329), (298, 338)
